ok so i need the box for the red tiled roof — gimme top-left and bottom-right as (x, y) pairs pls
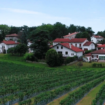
(91, 49), (105, 54)
(83, 41), (92, 46)
(64, 32), (79, 37)
(60, 43), (83, 52)
(2, 40), (19, 45)
(85, 53), (91, 56)
(93, 35), (104, 38)
(53, 38), (70, 42)
(97, 44), (105, 48)
(69, 38), (87, 43)
(6, 34), (18, 37)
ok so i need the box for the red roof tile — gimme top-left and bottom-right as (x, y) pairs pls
(93, 35), (104, 38)
(60, 43), (83, 52)
(69, 38), (87, 43)
(53, 38), (70, 42)
(6, 34), (18, 37)
(64, 32), (79, 37)
(83, 41), (92, 46)
(91, 49), (105, 54)
(85, 53), (91, 56)
(2, 40), (19, 45)
(97, 44), (105, 48)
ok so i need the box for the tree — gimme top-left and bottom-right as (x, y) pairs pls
(7, 44), (28, 56)
(0, 24), (11, 42)
(51, 22), (68, 39)
(57, 53), (64, 66)
(9, 26), (20, 34)
(29, 30), (49, 59)
(45, 49), (58, 67)
(68, 24), (77, 33)
(75, 32), (90, 41)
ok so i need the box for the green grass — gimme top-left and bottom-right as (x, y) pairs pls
(76, 81), (105, 105)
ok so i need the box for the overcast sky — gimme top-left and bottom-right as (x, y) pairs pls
(0, 0), (105, 33)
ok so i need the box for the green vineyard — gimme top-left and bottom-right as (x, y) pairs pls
(0, 61), (105, 105)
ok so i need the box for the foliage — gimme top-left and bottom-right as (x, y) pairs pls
(92, 63), (103, 68)
(75, 31), (91, 41)
(98, 39), (105, 44)
(57, 53), (64, 66)
(45, 49), (58, 67)
(23, 53), (38, 62)
(85, 50), (94, 54)
(30, 30), (49, 59)
(7, 44), (28, 56)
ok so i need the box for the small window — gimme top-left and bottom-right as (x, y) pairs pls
(61, 46), (63, 49)
(65, 51), (68, 55)
(58, 51), (62, 55)
(71, 53), (74, 55)
(57, 46), (59, 49)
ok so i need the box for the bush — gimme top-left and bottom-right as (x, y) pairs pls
(45, 49), (64, 67)
(64, 56), (76, 64)
(23, 53), (38, 62)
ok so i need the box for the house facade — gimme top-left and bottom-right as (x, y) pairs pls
(5, 34), (19, 41)
(82, 42), (95, 51)
(91, 35), (104, 43)
(97, 44), (105, 50)
(85, 49), (105, 62)
(0, 40), (19, 53)
(52, 43), (83, 57)
(63, 32), (79, 39)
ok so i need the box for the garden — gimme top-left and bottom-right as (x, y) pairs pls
(0, 61), (105, 105)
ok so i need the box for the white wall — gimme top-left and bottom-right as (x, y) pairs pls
(91, 36), (103, 43)
(5, 37), (19, 41)
(82, 43), (95, 50)
(52, 44), (83, 57)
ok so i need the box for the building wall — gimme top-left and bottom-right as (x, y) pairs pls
(0, 43), (17, 53)
(82, 43), (95, 50)
(91, 36), (103, 43)
(5, 37), (19, 41)
(64, 34), (76, 39)
(52, 44), (83, 57)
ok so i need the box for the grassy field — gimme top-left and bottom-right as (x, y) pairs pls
(0, 54), (105, 105)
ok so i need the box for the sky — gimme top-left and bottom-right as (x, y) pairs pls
(0, 0), (105, 33)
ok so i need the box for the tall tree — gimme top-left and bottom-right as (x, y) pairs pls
(68, 24), (77, 33)
(0, 24), (11, 42)
(30, 30), (49, 59)
(51, 22), (68, 39)
(75, 32), (90, 41)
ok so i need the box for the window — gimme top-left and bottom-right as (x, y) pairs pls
(57, 46), (59, 49)
(75, 44), (77, 47)
(61, 46), (63, 49)
(80, 44), (81, 47)
(58, 51), (62, 55)
(71, 53), (74, 55)
(65, 51), (68, 55)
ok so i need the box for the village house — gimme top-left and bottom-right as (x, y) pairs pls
(85, 49), (105, 62)
(97, 44), (105, 50)
(52, 43), (83, 58)
(82, 41), (95, 51)
(0, 40), (19, 53)
(5, 33), (19, 41)
(91, 35), (104, 43)
(63, 32), (79, 39)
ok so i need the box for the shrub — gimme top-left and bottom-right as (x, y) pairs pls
(45, 49), (58, 67)
(57, 53), (64, 66)
(92, 63), (96, 67)
(23, 53), (38, 62)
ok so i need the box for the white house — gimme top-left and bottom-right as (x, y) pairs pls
(68, 38), (88, 49)
(53, 38), (71, 46)
(63, 32), (79, 39)
(85, 49), (105, 62)
(5, 33), (19, 41)
(82, 41), (95, 51)
(0, 40), (19, 53)
(52, 43), (83, 57)
(97, 44), (105, 50)
(91, 35), (104, 43)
